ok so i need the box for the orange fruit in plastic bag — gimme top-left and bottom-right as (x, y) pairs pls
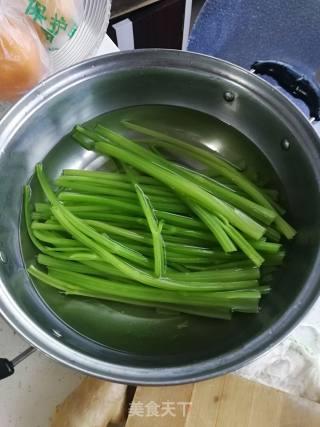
(0, 14), (48, 101)
(33, 21), (47, 44)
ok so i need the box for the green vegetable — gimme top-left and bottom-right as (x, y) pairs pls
(122, 121), (296, 239)
(90, 138), (266, 240)
(28, 265), (262, 313)
(124, 164), (166, 277)
(190, 204), (236, 253)
(23, 119), (295, 322)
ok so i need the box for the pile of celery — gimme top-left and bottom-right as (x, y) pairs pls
(25, 121), (296, 320)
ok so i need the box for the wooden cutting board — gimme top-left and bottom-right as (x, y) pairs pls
(126, 375), (320, 427)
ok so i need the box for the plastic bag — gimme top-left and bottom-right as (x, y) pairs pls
(0, 0), (50, 101)
(22, 0), (84, 51)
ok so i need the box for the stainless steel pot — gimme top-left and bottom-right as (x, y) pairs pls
(0, 50), (320, 385)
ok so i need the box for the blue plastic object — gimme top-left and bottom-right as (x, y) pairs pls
(188, 0), (320, 117)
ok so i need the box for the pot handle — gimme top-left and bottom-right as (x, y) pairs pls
(0, 347), (35, 380)
(251, 60), (320, 121)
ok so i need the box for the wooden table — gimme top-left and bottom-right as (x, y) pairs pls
(126, 375), (320, 427)
(50, 374), (320, 427)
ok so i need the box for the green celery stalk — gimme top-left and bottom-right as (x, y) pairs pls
(45, 247), (89, 252)
(63, 168), (159, 185)
(58, 192), (142, 214)
(153, 211), (205, 231)
(265, 226), (281, 242)
(28, 265), (254, 318)
(167, 267), (260, 282)
(263, 251), (286, 266)
(56, 178), (138, 200)
(122, 121), (296, 239)
(190, 204), (237, 252)
(47, 267), (262, 310)
(125, 164), (166, 278)
(37, 254), (104, 276)
(58, 191), (189, 215)
(51, 202), (259, 291)
(86, 139), (266, 240)
(32, 230), (83, 247)
(24, 185), (47, 253)
(220, 220), (265, 267)
(32, 222), (64, 231)
(56, 175), (177, 198)
(174, 163), (276, 225)
(249, 241), (282, 253)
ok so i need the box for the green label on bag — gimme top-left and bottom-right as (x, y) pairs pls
(25, 0), (47, 24)
(68, 24), (78, 39)
(25, 0), (80, 45)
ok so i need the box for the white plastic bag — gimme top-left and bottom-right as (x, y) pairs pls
(22, 0), (84, 51)
(0, 0), (50, 101)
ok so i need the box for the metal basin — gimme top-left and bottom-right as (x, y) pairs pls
(0, 50), (320, 385)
